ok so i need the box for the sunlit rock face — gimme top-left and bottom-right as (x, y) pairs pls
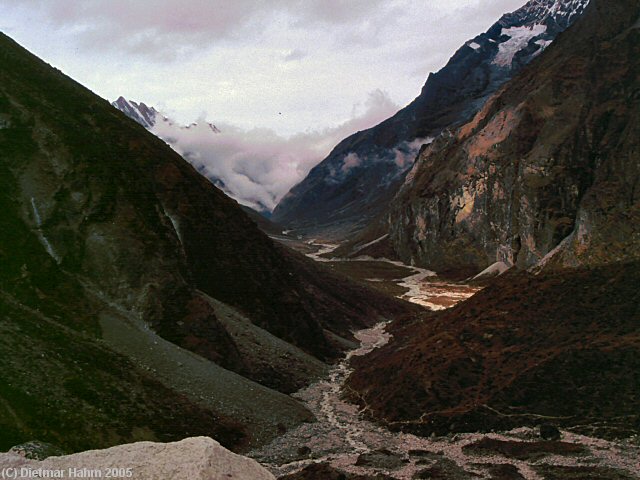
(272, 0), (590, 241)
(386, 0), (640, 272)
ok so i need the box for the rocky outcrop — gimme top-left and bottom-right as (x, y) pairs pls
(384, 0), (640, 272)
(0, 437), (275, 480)
(272, 0), (589, 240)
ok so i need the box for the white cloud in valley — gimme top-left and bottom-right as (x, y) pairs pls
(0, 0), (526, 210)
(151, 89), (399, 211)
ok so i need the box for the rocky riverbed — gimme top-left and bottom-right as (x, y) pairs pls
(301, 240), (483, 309)
(250, 315), (640, 479)
(249, 241), (640, 479)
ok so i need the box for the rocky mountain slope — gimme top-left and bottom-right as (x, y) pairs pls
(272, 0), (590, 240)
(347, 261), (640, 439)
(371, 0), (640, 273)
(0, 32), (411, 452)
(345, 0), (640, 443)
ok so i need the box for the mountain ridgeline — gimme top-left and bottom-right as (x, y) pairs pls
(346, 0), (640, 441)
(351, 0), (640, 273)
(272, 0), (590, 240)
(0, 32), (412, 453)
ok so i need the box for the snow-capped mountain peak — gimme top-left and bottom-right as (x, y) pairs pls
(499, 0), (589, 29)
(468, 0), (592, 70)
(272, 0), (591, 238)
(112, 96), (158, 129)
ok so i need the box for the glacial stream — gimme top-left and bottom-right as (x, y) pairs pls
(304, 241), (482, 310)
(249, 241), (640, 479)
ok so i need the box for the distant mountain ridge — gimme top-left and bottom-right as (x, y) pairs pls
(272, 0), (590, 240)
(113, 96), (221, 133)
(112, 96), (158, 129)
(111, 97), (255, 206)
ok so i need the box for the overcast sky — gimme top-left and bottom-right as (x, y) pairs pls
(1, 0), (525, 137)
(0, 0), (527, 211)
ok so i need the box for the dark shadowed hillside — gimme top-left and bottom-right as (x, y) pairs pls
(0, 32), (412, 452)
(347, 261), (640, 439)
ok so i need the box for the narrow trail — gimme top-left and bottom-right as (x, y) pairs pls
(248, 240), (640, 479)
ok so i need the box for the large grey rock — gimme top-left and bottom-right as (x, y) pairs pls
(0, 437), (275, 480)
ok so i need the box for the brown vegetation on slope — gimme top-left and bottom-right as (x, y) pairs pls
(347, 261), (640, 439)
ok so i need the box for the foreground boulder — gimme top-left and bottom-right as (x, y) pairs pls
(0, 437), (274, 480)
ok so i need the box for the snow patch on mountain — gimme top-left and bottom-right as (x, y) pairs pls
(535, 38), (553, 48)
(493, 24), (547, 67)
(548, 0), (589, 19)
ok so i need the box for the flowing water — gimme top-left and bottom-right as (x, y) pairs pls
(303, 241), (483, 310)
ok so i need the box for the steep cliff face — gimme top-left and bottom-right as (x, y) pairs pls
(272, 0), (589, 240)
(345, 0), (640, 443)
(0, 33), (411, 451)
(386, 0), (640, 272)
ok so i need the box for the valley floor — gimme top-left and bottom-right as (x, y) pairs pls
(251, 239), (640, 479)
(275, 237), (483, 309)
(250, 313), (640, 480)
